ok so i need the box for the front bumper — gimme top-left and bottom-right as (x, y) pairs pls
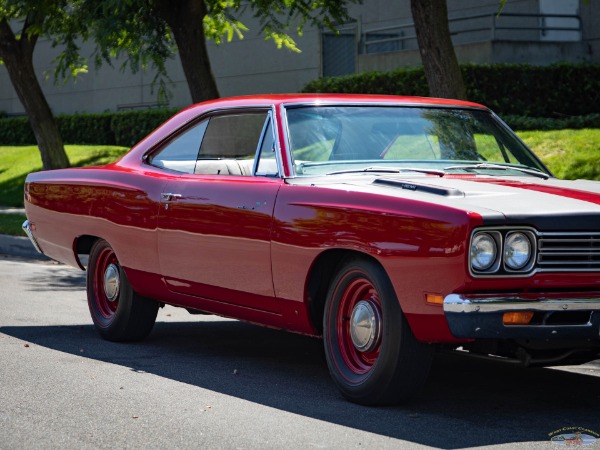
(444, 293), (600, 340)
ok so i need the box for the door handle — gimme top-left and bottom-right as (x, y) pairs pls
(161, 193), (182, 201)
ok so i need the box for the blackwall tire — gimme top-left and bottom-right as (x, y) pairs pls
(323, 257), (433, 405)
(87, 240), (158, 342)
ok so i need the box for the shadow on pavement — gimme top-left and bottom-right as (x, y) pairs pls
(1, 319), (599, 448)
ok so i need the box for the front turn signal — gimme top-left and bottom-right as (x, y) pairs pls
(502, 311), (534, 325)
(426, 294), (444, 306)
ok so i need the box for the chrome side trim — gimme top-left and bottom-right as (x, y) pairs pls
(22, 220), (43, 254)
(444, 293), (600, 314)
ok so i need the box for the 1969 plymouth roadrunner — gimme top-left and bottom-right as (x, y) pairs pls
(23, 94), (600, 405)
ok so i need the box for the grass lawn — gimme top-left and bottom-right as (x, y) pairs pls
(0, 145), (128, 207)
(0, 213), (26, 236)
(518, 129), (600, 180)
(0, 129), (599, 235)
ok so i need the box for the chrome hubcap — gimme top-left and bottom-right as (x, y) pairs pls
(103, 263), (120, 302)
(349, 300), (382, 352)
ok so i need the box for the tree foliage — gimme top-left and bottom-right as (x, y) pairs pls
(0, 0), (355, 168)
(55, 0), (356, 103)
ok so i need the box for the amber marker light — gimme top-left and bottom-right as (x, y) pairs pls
(426, 294), (444, 306)
(503, 311), (534, 325)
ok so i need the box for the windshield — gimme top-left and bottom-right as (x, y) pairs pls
(285, 105), (549, 177)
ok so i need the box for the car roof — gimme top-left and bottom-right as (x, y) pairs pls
(117, 93), (490, 169)
(181, 93), (487, 113)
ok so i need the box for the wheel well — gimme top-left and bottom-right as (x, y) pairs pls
(306, 249), (382, 335)
(73, 235), (101, 269)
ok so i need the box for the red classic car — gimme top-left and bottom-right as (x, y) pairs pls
(23, 94), (600, 405)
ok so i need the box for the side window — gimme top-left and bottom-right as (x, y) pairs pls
(148, 111), (279, 176)
(195, 112), (269, 176)
(255, 118), (279, 176)
(147, 121), (208, 174)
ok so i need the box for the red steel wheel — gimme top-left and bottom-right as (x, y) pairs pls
(90, 244), (121, 325)
(335, 276), (382, 377)
(323, 256), (433, 405)
(87, 240), (158, 342)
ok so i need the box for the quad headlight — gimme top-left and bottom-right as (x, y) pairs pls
(504, 232), (532, 270)
(469, 228), (536, 276)
(470, 233), (498, 271)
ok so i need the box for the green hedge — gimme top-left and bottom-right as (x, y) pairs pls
(0, 108), (177, 147)
(3, 63), (600, 146)
(0, 116), (35, 145)
(58, 113), (115, 145)
(111, 109), (176, 147)
(303, 63), (600, 118)
(503, 113), (600, 131)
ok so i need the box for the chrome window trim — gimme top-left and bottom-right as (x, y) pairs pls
(278, 103), (294, 178)
(281, 101), (489, 110)
(491, 111), (553, 177)
(144, 105), (284, 179)
(280, 102), (489, 179)
(143, 105), (266, 165)
(269, 104), (285, 178)
(253, 110), (281, 177)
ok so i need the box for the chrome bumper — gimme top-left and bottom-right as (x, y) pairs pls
(22, 220), (43, 254)
(443, 293), (600, 340)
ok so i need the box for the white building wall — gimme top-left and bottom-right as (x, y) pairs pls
(0, 26), (321, 115)
(0, 0), (596, 116)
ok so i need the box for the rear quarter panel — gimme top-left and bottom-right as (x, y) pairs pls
(24, 166), (167, 278)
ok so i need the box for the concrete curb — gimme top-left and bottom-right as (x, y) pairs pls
(0, 234), (49, 260)
(0, 207), (26, 215)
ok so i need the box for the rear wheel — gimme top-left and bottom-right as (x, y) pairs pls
(87, 240), (158, 341)
(323, 257), (433, 405)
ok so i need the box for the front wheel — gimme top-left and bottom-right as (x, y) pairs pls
(87, 240), (158, 342)
(323, 257), (433, 405)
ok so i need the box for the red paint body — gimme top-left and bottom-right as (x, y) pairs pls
(23, 94), (600, 344)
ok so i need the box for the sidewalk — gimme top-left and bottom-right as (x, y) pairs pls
(0, 207), (49, 260)
(0, 206), (26, 215)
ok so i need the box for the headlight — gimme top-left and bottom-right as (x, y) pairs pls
(504, 232), (532, 270)
(471, 233), (498, 271)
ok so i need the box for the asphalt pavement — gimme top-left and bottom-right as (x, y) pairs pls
(1, 257), (599, 449)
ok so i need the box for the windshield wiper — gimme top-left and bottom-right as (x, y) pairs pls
(443, 163), (550, 179)
(326, 166), (445, 177)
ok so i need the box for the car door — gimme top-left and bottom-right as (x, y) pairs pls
(154, 109), (283, 312)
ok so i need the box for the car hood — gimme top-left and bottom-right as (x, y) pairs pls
(288, 174), (600, 229)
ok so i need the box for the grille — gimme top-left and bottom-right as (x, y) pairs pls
(538, 232), (600, 271)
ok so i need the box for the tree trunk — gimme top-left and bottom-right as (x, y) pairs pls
(410, 0), (467, 100)
(156, 0), (220, 103)
(0, 19), (69, 170)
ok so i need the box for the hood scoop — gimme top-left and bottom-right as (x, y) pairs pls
(373, 177), (464, 197)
